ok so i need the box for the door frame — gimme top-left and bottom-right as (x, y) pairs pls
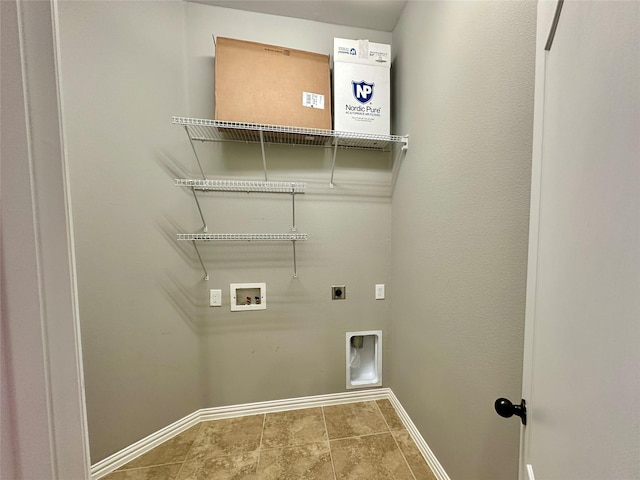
(2, 0), (91, 476)
(519, 1), (565, 478)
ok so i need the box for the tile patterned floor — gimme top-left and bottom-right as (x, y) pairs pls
(103, 400), (437, 480)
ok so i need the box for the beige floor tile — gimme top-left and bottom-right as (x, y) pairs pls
(102, 464), (182, 480)
(376, 399), (405, 431)
(331, 433), (414, 480)
(262, 407), (327, 448)
(102, 400), (436, 480)
(117, 424), (202, 470)
(186, 414), (264, 461)
(176, 451), (259, 480)
(257, 442), (334, 480)
(323, 401), (388, 440)
(392, 430), (438, 480)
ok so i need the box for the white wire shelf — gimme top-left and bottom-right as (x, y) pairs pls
(172, 116), (407, 152)
(174, 179), (307, 193)
(177, 233), (308, 242)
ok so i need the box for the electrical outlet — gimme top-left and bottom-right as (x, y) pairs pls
(375, 284), (385, 300)
(332, 285), (346, 300)
(209, 289), (222, 307)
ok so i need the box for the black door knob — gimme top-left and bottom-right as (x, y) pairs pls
(494, 398), (527, 425)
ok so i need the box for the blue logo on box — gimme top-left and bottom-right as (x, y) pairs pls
(349, 48), (356, 55)
(352, 81), (374, 104)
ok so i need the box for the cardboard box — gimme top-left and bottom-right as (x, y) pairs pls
(333, 38), (391, 136)
(214, 37), (332, 130)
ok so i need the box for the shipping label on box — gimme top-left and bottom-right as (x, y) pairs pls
(333, 37), (391, 67)
(333, 38), (391, 136)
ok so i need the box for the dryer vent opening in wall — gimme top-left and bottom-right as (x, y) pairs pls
(346, 330), (382, 389)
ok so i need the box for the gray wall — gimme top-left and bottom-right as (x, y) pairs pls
(389, 2), (536, 479)
(57, 1), (393, 462)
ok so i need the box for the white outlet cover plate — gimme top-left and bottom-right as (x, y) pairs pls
(375, 284), (385, 300)
(209, 289), (222, 307)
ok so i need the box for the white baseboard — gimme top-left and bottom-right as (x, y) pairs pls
(90, 409), (200, 479)
(91, 388), (449, 480)
(386, 390), (451, 480)
(198, 388), (391, 423)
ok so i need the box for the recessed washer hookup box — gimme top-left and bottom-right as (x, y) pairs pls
(333, 38), (391, 136)
(214, 37), (332, 131)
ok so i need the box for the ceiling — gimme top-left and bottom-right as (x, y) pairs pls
(187, 0), (407, 32)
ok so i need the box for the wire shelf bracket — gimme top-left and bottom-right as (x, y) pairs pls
(390, 137), (409, 195)
(259, 130), (268, 181)
(191, 187), (208, 232)
(329, 138), (340, 188)
(184, 126), (207, 180)
(191, 240), (209, 281)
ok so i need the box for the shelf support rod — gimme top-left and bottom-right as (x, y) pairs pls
(191, 187), (208, 232)
(292, 240), (298, 278)
(184, 126), (207, 180)
(329, 138), (339, 188)
(259, 130), (268, 181)
(390, 136), (409, 196)
(291, 184), (299, 276)
(291, 186), (297, 232)
(192, 240), (209, 281)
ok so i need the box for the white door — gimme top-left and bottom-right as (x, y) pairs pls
(517, 1), (640, 479)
